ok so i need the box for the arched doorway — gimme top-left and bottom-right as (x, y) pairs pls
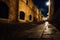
(29, 15), (32, 20)
(20, 11), (25, 20)
(0, 1), (9, 19)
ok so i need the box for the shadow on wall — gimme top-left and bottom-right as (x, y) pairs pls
(51, 0), (60, 31)
(52, 8), (60, 31)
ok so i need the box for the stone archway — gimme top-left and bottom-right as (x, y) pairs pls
(29, 15), (32, 20)
(0, 1), (9, 19)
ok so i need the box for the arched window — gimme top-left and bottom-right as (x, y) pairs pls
(26, 0), (28, 5)
(0, 1), (9, 19)
(29, 15), (32, 20)
(20, 11), (25, 20)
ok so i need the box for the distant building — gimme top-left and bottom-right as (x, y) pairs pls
(32, 6), (44, 22)
(18, 0), (34, 23)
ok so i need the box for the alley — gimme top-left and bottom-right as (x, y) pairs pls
(6, 21), (60, 40)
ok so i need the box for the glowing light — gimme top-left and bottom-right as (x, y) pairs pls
(44, 21), (52, 34)
(43, 17), (48, 21)
(45, 21), (49, 26)
(46, 1), (50, 6)
(45, 21), (49, 31)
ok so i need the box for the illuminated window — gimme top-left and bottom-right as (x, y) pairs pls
(0, 1), (9, 19)
(20, 11), (25, 20)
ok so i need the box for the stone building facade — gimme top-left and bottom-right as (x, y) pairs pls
(0, 0), (17, 24)
(0, 0), (43, 23)
(48, 0), (54, 22)
(18, 0), (34, 23)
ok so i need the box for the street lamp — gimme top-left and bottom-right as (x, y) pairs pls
(46, 1), (50, 6)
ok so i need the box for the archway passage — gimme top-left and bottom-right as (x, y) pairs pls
(0, 1), (9, 19)
(29, 15), (32, 20)
(20, 11), (25, 20)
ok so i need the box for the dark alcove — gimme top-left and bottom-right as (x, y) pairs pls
(0, 1), (9, 19)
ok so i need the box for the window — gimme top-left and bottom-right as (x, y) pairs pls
(20, 11), (25, 20)
(29, 15), (32, 20)
(26, 0), (28, 5)
(0, 1), (9, 19)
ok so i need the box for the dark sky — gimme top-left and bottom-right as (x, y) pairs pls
(32, 0), (48, 17)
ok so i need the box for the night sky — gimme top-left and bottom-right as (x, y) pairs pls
(32, 0), (48, 17)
